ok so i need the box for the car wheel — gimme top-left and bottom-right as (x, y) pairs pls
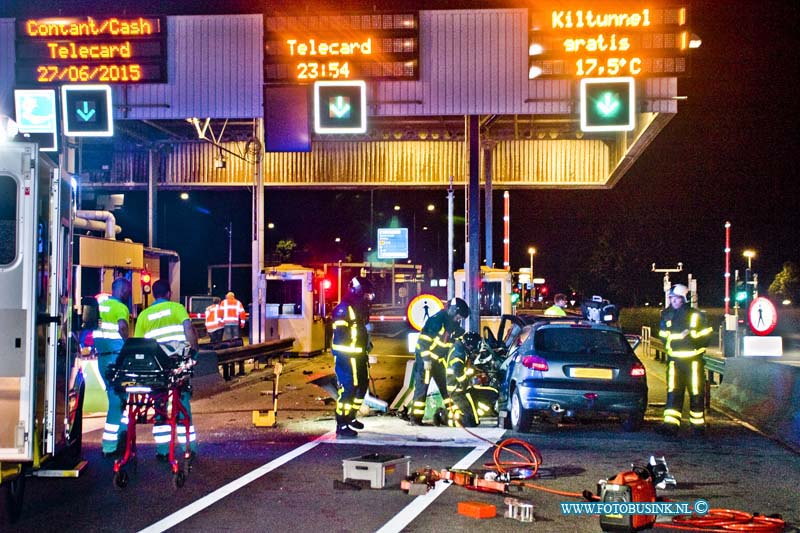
(510, 389), (533, 433)
(621, 410), (645, 432)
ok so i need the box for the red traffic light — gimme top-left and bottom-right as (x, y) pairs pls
(141, 271), (152, 294)
(321, 279), (332, 291)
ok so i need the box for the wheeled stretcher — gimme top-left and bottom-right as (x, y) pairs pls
(106, 338), (195, 489)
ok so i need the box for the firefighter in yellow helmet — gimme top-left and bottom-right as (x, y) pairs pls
(657, 284), (713, 436)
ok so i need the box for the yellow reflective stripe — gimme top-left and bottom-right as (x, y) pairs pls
(691, 327), (713, 338)
(419, 334), (433, 342)
(332, 320), (349, 328)
(668, 331), (687, 340)
(424, 368), (430, 384)
(664, 415), (681, 426)
(670, 348), (704, 358)
(664, 408), (681, 418)
(332, 344), (363, 354)
(348, 307), (356, 320)
(691, 361), (700, 395)
(351, 358), (359, 387)
(690, 313), (699, 328)
(658, 329), (669, 338)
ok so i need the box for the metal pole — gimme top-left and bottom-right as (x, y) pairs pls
(724, 221), (731, 315)
(483, 143), (493, 267)
(251, 119), (265, 344)
(467, 115), (481, 333)
(503, 191), (510, 270)
(227, 221), (233, 291)
(447, 177), (454, 300)
(147, 149), (158, 248)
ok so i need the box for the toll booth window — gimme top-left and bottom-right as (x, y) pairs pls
(0, 175), (16, 266)
(265, 279), (302, 316)
(479, 281), (502, 316)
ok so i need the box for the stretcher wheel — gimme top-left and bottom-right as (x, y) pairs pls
(114, 469), (129, 489)
(173, 470), (186, 489)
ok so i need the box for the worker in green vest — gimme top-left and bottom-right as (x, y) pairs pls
(134, 279), (199, 459)
(94, 277), (131, 457)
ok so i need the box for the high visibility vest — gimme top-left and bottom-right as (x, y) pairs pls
(93, 297), (129, 354)
(134, 299), (190, 343)
(658, 306), (712, 358)
(331, 303), (368, 355)
(205, 304), (223, 332)
(219, 298), (245, 327)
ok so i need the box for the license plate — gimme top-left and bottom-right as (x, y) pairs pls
(571, 367), (613, 379)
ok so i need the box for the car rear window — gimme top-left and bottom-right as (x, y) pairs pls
(535, 328), (628, 355)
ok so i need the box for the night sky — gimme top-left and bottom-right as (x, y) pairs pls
(3, 1), (798, 306)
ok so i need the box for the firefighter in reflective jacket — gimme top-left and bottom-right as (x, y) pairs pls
(446, 332), (498, 427)
(134, 279), (200, 457)
(658, 284), (713, 436)
(94, 277), (131, 457)
(410, 297), (470, 425)
(331, 276), (375, 438)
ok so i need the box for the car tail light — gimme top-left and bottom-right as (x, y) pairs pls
(630, 362), (646, 377)
(521, 355), (549, 371)
(584, 392), (598, 400)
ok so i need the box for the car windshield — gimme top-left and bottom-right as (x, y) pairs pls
(534, 328), (629, 355)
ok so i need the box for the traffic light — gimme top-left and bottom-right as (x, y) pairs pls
(510, 287), (521, 306)
(579, 77), (635, 132)
(321, 278), (332, 292)
(734, 280), (747, 303)
(141, 271), (152, 294)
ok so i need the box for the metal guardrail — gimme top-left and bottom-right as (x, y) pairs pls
(640, 326), (668, 361)
(214, 338), (295, 380)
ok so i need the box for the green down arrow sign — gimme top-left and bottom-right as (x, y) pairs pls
(595, 92), (620, 117)
(76, 101), (97, 122)
(329, 96), (351, 119)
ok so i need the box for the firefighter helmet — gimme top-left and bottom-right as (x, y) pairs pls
(348, 276), (375, 301)
(447, 297), (470, 320)
(668, 284), (689, 302)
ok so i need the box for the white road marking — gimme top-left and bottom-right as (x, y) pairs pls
(374, 443), (493, 533)
(138, 432), (335, 533)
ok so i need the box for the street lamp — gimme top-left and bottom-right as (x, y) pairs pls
(743, 249), (755, 269)
(528, 246), (536, 306)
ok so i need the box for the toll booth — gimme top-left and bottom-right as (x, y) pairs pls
(259, 264), (325, 356)
(454, 267), (514, 335)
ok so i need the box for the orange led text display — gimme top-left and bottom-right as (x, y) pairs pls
(16, 16), (167, 84)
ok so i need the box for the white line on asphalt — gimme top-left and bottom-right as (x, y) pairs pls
(374, 443), (492, 533)
(138, 432), (335, 533)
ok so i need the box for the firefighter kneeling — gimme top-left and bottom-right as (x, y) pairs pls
(446, 332), (498, 427)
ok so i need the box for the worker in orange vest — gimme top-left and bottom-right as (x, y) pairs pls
(219, 291), (246, 340)
(204, 300), (224, 342)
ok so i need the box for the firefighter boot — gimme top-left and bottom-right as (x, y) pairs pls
(336, 415), (358, 439)
(349, 419), (365, 430)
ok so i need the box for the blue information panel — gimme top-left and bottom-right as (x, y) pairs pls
(377, 228), (408, 259)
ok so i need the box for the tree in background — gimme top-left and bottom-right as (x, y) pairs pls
(768, 261), (800, 304)
(275, 239), (297, 263)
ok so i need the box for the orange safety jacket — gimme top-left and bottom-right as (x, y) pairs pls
(219, 298), (246, 327)
(205, 304), (223, 333)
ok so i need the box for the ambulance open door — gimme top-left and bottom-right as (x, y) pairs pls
(0, 144), (39, 461)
